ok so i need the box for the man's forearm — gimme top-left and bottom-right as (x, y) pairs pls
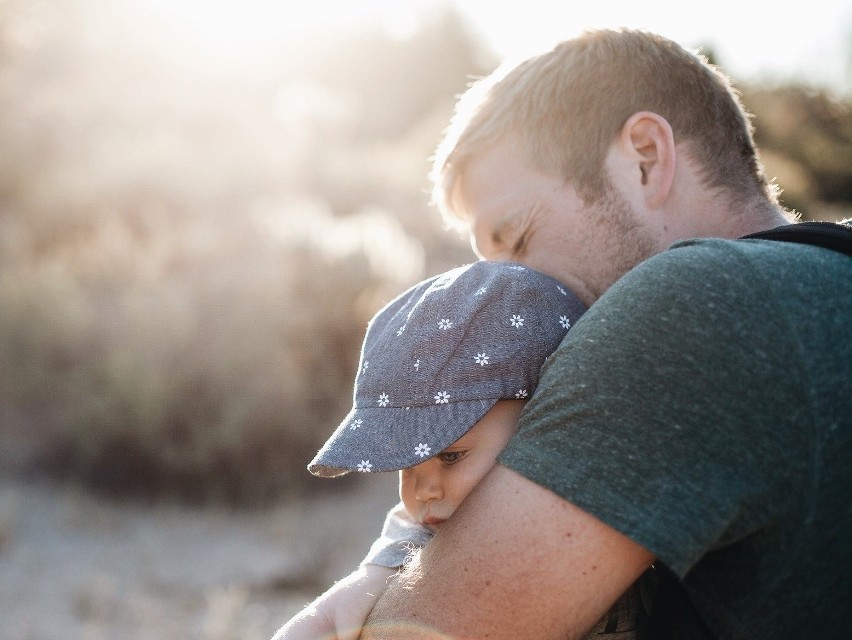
(360, 465), (653, 640)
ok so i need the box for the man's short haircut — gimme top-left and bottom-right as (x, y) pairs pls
(430, 28), (778, 228)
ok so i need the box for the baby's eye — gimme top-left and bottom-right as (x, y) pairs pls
(437, 450), (466, 465)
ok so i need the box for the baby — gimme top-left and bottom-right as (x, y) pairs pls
(273, 261), (646, 640)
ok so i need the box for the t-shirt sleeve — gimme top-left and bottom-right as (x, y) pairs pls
(360, 501), (433, 569)
(499, 240), (809, 577)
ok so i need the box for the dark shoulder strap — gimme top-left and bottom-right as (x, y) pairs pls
(741, 221), (852, 257)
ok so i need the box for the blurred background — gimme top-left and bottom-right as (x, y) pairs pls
(0, 0), (850, 638)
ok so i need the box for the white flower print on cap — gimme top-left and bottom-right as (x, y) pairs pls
(414, 443), (431, 458)
(307, 260), (587, 477)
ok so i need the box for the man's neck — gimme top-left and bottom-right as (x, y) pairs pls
(721, 199), (795, 239)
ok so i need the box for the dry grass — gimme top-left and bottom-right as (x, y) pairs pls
(0, 473), (400, 640)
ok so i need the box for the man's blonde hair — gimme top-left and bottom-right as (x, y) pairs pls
(430, 28), (777, 228)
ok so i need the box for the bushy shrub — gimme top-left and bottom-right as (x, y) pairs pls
(0, 198), (441, 504)
(0, 1), (476, 503)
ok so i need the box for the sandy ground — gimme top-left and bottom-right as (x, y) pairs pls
(0, 473), (400, 640)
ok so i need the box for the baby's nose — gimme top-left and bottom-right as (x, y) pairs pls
(415, 470), (444, 502)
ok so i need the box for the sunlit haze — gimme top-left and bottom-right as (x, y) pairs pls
(138, 0), (851, 91)
(455, 0), (852, 91)
(141, 0), (428, 59)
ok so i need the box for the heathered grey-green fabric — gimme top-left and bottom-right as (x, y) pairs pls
(499, 237), (851, 639)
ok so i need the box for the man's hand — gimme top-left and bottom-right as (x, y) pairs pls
(360, 464), (654, 640)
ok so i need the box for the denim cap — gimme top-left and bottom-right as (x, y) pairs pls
(308, 261), (586, 477)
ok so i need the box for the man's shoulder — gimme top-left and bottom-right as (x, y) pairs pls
(573, 233), (847, 357)
(654, 234), (804, 267)
(615, 233), (849, 298)
(663, 231), (852, 264)
(597, 238), (761, 309)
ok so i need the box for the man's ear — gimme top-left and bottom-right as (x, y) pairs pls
(619, 112), (676, 209)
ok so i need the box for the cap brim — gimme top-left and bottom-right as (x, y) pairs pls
(308, 398), (497, 477)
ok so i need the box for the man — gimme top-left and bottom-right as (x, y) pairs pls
(360, 28), (851, 639)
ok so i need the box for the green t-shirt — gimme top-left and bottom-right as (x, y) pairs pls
(499, 237), (852, 639)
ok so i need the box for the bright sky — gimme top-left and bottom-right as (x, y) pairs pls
(454, 0), (852, 91)
(142, 0), (852, 92)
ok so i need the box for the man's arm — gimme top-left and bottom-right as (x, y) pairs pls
(361, 464), (654, 640)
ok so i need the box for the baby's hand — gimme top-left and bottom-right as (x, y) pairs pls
(272, 564), (396, 640)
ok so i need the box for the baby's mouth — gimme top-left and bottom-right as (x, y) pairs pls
(421, 515), (447, 528)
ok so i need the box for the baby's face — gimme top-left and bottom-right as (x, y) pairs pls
(399, 400), (524, 530)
